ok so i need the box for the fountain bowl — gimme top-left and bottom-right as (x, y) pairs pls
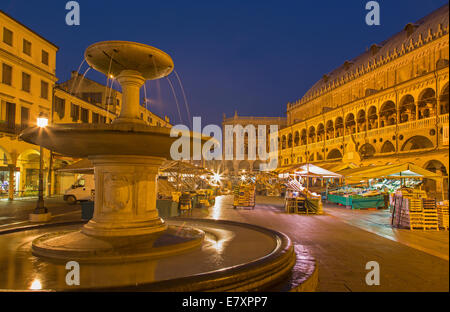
(85, 41), (174, 80)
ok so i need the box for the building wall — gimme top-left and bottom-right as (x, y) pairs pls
(222, 111), (287, 174)
(279, 7), (449, 199)
(0, 10), (171, 199)
(0, 10), (58, 198)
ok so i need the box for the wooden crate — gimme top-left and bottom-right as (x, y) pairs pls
(437, 203), (449, 230)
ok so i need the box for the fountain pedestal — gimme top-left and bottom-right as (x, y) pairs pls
(82, 155), (167, 237)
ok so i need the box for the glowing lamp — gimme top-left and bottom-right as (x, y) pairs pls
(37, 117), (48, 128)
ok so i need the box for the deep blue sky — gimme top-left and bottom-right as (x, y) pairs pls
(1, 0), (448, 126)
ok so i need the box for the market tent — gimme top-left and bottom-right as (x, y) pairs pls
(274, 164), (299, 174)
(339, 162), (443, 182)
(323, 162), (358, 173)
(294, 164), (342, 178)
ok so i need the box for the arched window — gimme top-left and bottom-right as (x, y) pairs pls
(399, 95), (415, 123)
(418, 88), (436, 119)
(367, 106), (378, 130)
(380, 101), (396, 127)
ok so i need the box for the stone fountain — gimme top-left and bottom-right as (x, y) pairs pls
(13, 41), (316, 291)
(21, 41), (205, 260)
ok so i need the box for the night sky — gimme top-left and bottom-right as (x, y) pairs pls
(1, 0), (448, 126)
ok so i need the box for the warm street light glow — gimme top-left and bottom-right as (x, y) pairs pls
(37, 117), (48, 128)
(241, 175), (246, 181)
(213, 172), (222, 183)
(30, 279), (42, 290)
(109, 74), (114, 79)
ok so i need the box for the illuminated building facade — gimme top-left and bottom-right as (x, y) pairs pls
(279, 5), (449, 199)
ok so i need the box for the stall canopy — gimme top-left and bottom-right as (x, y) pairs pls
(294, 164), (342, 178)
(338, 162), (443, 182)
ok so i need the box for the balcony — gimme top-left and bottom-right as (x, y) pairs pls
(0, 122), (23, 135)
(280, 114), (448, 154)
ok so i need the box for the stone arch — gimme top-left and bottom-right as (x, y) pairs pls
(367, 106), (378, 130)
(380, 101), (396, 127)
(423, 160), (448, 200)
(345, 113), (356, 135)
(380, 141), (396, 153)
(309, 153), (314, 162)
(359, 143), (376, 158)
(356, 109), (366, 132)
(294, 131), (300, 146)
(401, 135), (433, 151)
(439, 82), (449, 115)
(418, 88), (436, 119)
(253, 160), (262, 171)
(226, 160), (234, 173)
(317, 123), (325, 142)
(17, 149), (42, 192)
(335, 117), (344, 137)
(281, 135), (286, 150)
(399, 94), (415, 123)
(238, 160), (250, 172)
(300, 129), (307, 145)
(327, 148), (342, 160)
(326, 120), (334, 139)
(308, 126), (316, 143)
(287, 133), (293, 148)
(0, 146), (11, 165)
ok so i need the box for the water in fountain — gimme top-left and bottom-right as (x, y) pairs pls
(74, 67), (91, 96)
(174, 70), (192, 128)
(166, 76), (183, 124)
(69, 59), (86, 95)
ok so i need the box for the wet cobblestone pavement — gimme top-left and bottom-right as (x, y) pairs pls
(185, 195), (449, 292)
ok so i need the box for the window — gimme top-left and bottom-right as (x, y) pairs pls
(40, 80), (49, 99)
(2, 63), (12, 85)
(22, 72), (31, 92)
(54, 96), (65, 119)
(116, 99), (120, 106)
(41, 50), (49, 65)
(3, 28), (13, 46)
(147, 116), (152, 124)
(81, 108), (89, 123)
(23, 39), (32, 56)
(81, 92), (102, 105)
(92, 112), (99, 123)
(21, 106), (30, 130)
(70, 103), (80, 121)
(100, 115), (106, 123)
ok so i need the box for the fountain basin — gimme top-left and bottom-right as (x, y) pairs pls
(0, 219), (315, 291)
(20, 123), (192, 159)
(85, 41), (174, 80)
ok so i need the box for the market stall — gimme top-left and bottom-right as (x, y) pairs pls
(329, 162), (445, 211)
(281, 164), (341, 215)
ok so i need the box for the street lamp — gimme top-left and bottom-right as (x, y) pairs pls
(30, 116), (51, 222)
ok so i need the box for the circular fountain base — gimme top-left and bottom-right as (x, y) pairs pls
(32, 225), (204, 263)
(0, 218), (319, 291)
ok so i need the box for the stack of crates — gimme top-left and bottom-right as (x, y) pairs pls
(437, 201), (449, 230)
(233, 186), (240, 206)
(234, 184), (256, 208)
(421, 199), (439, 231)
(408, 197), (424, 231)
(402, 189), (425, 230)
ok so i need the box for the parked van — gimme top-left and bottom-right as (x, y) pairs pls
(63, 174), (95, 204)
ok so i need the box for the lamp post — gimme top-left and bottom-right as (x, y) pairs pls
(30, 117), (52, 222)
